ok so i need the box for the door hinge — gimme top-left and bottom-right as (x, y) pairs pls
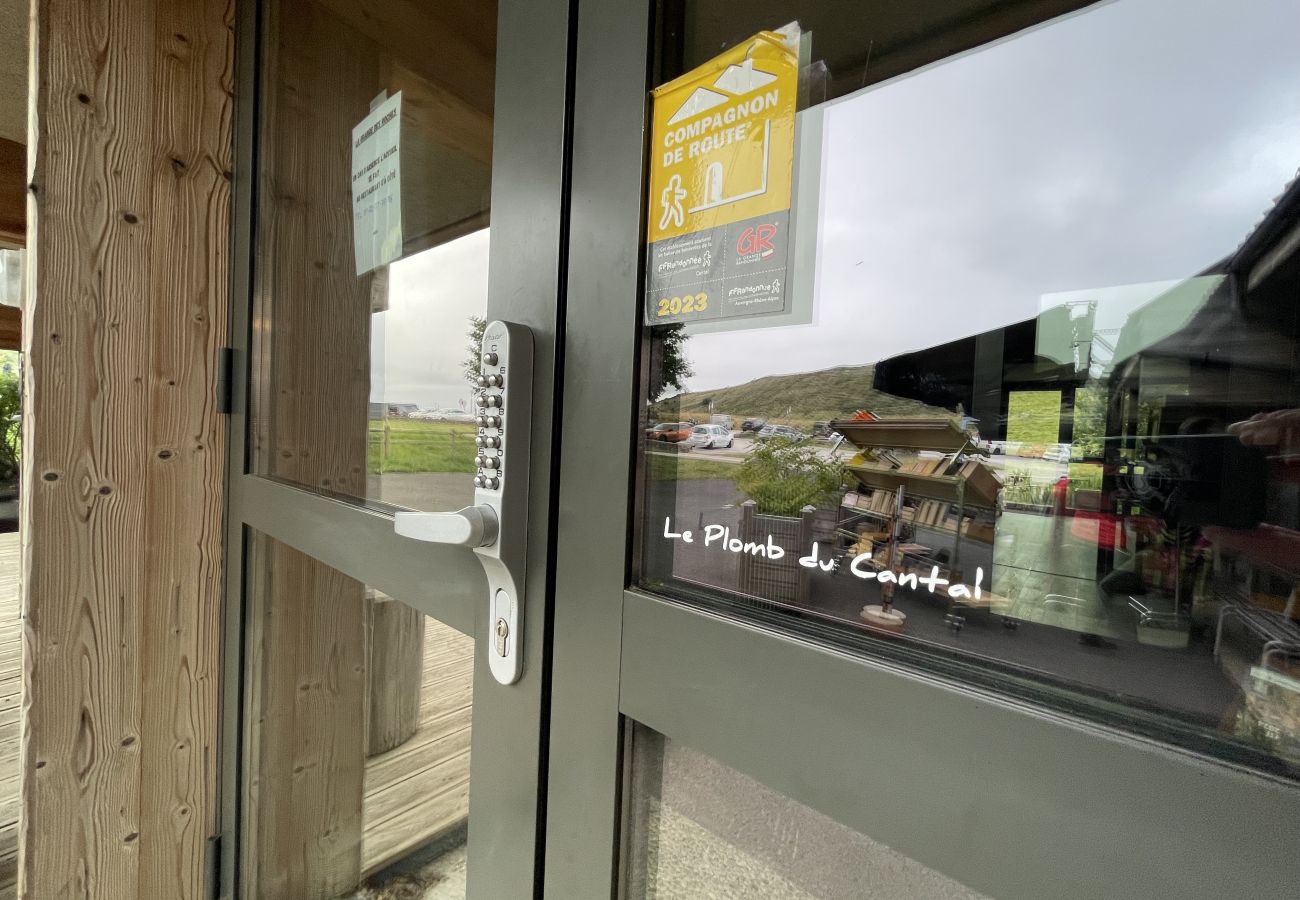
(205, 834), (222, 899)
(216, 346), (235, 415)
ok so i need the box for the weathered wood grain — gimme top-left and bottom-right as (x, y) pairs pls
(139, 0), (233, 896)
(24, 0), (153, 892)
(2, 543), (472, 898)
(22, 0), (231, 896)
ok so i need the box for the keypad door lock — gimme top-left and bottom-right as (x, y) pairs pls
(394, 321), (533, 685)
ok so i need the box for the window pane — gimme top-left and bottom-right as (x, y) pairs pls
(249, 0), (495, 512)
(242, 531), (473, 898)
(623, 723), (987, 899)
(638, 0), (1300, 777)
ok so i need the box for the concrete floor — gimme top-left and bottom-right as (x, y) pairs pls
(350, 848), (465, 900)
(351, 831), (466, 899)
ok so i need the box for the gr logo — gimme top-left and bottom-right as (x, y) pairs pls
(736, 222), (778, 258)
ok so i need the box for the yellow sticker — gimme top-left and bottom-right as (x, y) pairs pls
(646, 30), (800, 324)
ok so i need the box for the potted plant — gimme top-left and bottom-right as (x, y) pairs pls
(734, 436), (845, 602)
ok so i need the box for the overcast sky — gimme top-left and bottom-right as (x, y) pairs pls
(371, 228), (490, 409)
(372, 0), (1299, 406)
(681, 0), (1300, 390)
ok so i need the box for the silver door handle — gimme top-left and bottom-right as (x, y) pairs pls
(392, 320), (533, 686)
(394, 505), (499, 548)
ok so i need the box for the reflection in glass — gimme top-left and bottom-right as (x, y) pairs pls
(623, 723), (987, 899)
(250, 0), (494, 512)
(366, 234), (490, 513)
(640, 0), (1300, 775)
(243, 533), (473, 899)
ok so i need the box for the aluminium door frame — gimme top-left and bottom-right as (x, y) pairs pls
(217, 0), (576, 895)
(545, 1), (1300, 897)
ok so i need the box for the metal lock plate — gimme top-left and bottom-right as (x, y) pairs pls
(393, 321), (533, 685)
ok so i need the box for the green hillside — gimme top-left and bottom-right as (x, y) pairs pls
(656, 364), (951, 428)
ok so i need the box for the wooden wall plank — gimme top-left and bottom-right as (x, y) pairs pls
(22, 0), (157, 893)
(0, 308), (19, 353)
(0, 138), (24, 247)
(390, 63), (493, 168)
(139, 0), (233, 897)
(22, 0), (232, 898)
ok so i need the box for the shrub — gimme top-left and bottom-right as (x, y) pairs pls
(736, 436), (845, 517)
(0, 366), (18, 484)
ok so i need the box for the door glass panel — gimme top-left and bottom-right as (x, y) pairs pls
(249, 0), (495, 512)
(241, 531), (473, 898)
(623, 723), (987, 899)
(637, 0), (1300, 777)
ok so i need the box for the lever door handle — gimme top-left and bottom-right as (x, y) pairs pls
(391, 320), (533, 686)
(394, 505), (499, 548)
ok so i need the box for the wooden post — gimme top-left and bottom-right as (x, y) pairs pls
(366, 596), (425, 756)
(796, 505), (817, 604)
(862, 487), (908, 632)
(23, 0), (233, 896)
(738, 500), (757, 595)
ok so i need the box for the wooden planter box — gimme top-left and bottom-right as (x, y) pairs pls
(736, 502), (835, 604)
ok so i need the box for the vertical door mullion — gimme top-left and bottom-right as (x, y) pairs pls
(545, 0), (656, 896)
(217, 0), (262, 891)
(461, 0), (576, 894)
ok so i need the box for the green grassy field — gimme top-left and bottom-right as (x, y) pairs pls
(1003, 460), (1103, 508)
(646, 451), (741, 482)
(1006, 390), (1062, 445)
(368, 419), (478, 474)
(659, 364), (953, 429)
(369, 420), (747, 482)
(1067, 462), (1102, 489)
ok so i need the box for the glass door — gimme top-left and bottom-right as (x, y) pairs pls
(220, 0), (570, 896)
(549, 0), (1300, 897)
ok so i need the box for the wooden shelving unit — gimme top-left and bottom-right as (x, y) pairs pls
(833, 417), (989, 454)
(830, 417), (1003, 579)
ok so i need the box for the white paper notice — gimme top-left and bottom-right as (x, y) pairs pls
(352, 92), (403, 275)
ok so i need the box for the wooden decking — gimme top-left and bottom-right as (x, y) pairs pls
(0, 532), (20, 899)
(362, 616), (474, 877)
(0, 535), (471, 895)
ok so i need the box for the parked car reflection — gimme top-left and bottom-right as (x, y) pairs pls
(646, 422), (693, 443)
(756, 424), (805, 442)
(686, 424), (734, 450)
